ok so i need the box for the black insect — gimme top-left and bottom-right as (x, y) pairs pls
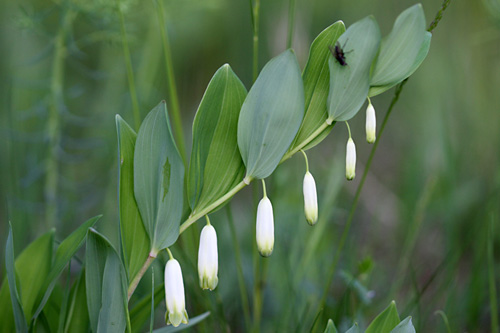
(329, 40), (351, 66)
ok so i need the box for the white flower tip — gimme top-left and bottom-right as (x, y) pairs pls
(164, 259), (188, 326)
(256, 197), (274, 257)
(198, 225), (218, 291)
(366, 103), (376, 144)
(303, 172), (318, 225)
(346, 138), (356, 181)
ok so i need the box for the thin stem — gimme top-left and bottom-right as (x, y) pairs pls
(128, 251), (158, 300)
(300, 149), (309, 173)
(261, 179), (267, 198)
(286, 0), (296, 49)
(252, 0), (260, 82)
(226, 204), (252, 331)
(155, 0), (187, 163)
(281, 121), (330, 162)
(166, 248), (173, 260)
(428, 0), (451, 33)
(205, 215), (211, 226)
(316, 79), (408, 312)
(45, 7), (73, 230)
(179, 180), (248, 234)
(488, 214), (499, 333)
(117, 0), (141, 130)
(345, 121), (352, 139)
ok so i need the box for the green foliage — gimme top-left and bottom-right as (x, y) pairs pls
(86, 228), (129, 333)
(187, 64), (247, 214)
(327, 16), (380, 122)
(324, 319), (339, 333)
(365, 301), (401, 333)
(134, 102), (185, 252)
(237, 49), (304, 180)
(63, 270), (89, 333)
(369, 4), (431, 94)
(117, 115), (150, 283)
(290, 21), (345, 152)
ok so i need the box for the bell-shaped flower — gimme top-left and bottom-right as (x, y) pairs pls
(346, 137), (356, 180)
(366, 102), (376, 144)
(164, 259), (189, 327)
(198, 224), (218, 290)
(303, 171), (318, 225)
(256, 196), (274, 257)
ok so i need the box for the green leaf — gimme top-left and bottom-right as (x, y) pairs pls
(116, 115), (150, 282)
(97, 250), (128, 333)
(152, 311), (210, 332)
(86, 228), (110, 333)
(368, 32), (431, 97)
(32, 215), (101, 320)
(238, 49), (304, 180)
(323, 319), (338, 333)
(370, 4), (430, 87)
(134, 101), (185, 251)
(327, 16), (381, 122)
(4, 223), (29, 332)
(187, 64), (247, 213)
(86, 229), (130, 333)
(365, 301), (401, 333)
(345, 322), (361, 333)
(390, 316), (415, 333)
(63, 270), (89, 333)
(290, 21), (345, 152)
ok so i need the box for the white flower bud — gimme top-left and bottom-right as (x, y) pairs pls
(164, 259), (189, 327)
(198, 224), (218, 290)
(346, 138), (356, 181)
(366, 102), (376, 144)
(256, 197), (274, 257)
(303, 171), (318, 225)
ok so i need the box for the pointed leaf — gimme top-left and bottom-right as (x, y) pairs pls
(345, 322), (361, 333)
(116, 115), (150, 282)
(238, 49), (304, 180)
(390, 316), (415, 333)
(4, 224), (29, 332)
(327, 16), (381, 122)
(290, 21), (345, 152)
(365, 301), (401, 333)
(370, 4), (429, 87)
(134, 101), (185, 251)
(32, 215), (101, 320)
(97, 250), (128, 333)
(323, 319), (338, 333)
(188, 64), (247, 213)
(369, 32), (431, 97)
(152, 311), (210, 332)
(64, 270), (89, 333)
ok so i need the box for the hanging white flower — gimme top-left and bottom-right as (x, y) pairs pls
(366, 101), (376, 144)
(303, 171), (318, 225)
(164, 258), (189, 327)
(346, 137), (356, 181)
(198, 223), (218, 290)
(256, 196), (274, 257)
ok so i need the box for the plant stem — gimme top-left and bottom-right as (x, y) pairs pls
(179, 180), (249, 233)
(252, 0), (260, 82)
(155, 0), (187, 163)
(316, 79), (408, 312)
(286, 0), (296, 49)
(226, 204), (252, 331)
(45, 7), (73, 230)
(281, 121), (330, 162)
(128, 251), (157, 300)
(117, 0), (141, 131)
(488, 214), (499, 333)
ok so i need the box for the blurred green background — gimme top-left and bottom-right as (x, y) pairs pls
(1, 0), (499, 331)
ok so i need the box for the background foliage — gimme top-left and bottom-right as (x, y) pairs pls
(0, 0), (499, 331)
